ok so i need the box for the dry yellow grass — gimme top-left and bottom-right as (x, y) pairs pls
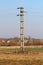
(0, 46), (43, 65)
(0, 52), (43, 60)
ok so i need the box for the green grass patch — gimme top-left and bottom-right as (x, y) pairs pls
(0, 47), (43, 52)
(25, 48), (43, 52)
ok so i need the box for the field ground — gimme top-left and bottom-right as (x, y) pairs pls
(0, 46), (43, 65)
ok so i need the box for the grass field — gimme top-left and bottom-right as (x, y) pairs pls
(0, 46), (43, 65)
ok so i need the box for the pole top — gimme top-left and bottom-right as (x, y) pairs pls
(17, 7), (24, 9)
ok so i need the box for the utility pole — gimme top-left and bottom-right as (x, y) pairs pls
(17, 7), (24, 52)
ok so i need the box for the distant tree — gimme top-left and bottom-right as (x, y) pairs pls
(26, 36), (33, 45)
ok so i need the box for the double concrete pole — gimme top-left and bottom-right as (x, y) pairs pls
(17, 7), (24, 52)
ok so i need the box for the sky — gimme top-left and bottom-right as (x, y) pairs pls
(0, 0), (43, 39)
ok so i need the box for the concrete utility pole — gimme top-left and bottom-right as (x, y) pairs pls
(17, 7), (24, 52)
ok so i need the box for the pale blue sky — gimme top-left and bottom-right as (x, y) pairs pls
(0, 0), (43, 39)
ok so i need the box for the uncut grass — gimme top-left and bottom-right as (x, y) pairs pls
(0, 53), (43, 65)
(0, 59), (43, 65)
(0, 47), (43, 65)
